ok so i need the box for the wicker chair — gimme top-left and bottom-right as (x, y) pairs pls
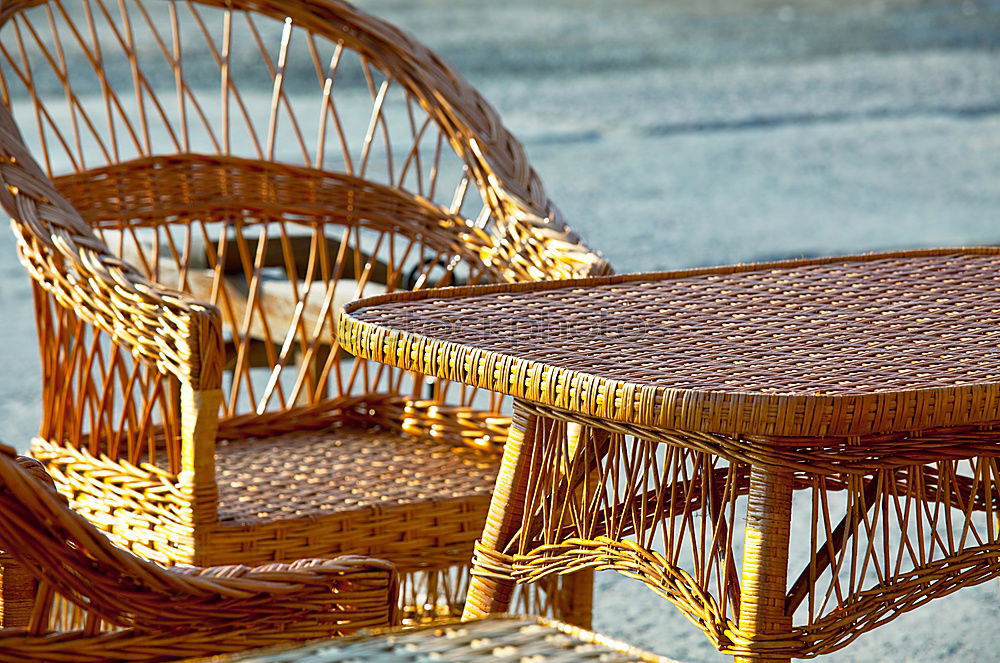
(0, 0), (608, 624)
(0, 442), (397, 663)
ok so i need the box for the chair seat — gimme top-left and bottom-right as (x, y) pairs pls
(215, 425), (499, 524)
(196, 424), (501, 569)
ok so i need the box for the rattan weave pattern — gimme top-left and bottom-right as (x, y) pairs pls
(214, 426), (496, 522)
(208, 615), (678, 663)
(342, 249), (1000, 437)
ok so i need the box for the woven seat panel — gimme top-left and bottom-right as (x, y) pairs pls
(215, 425), (498, 524)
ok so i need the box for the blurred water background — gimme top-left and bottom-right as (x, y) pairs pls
(1, 0), (1000, 660)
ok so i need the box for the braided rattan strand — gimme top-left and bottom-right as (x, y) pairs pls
(342, 248), (1000, 439)
(53, 155), (498, 262)
(0, 444), (398, 662)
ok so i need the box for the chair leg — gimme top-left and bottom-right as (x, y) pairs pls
(560, 567), (595, 629)
(463, 400), (541, 620)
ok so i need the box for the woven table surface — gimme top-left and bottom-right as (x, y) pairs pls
(341, 249), (1000, 437)
(206, 615), (677, 662)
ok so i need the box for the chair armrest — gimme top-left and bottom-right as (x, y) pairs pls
(0, 556), (397, 653)
(0, 104), (223, 391)
(164, 556), (399, 629)
(0, 456), (58, 628)
(0, 445), (396, 633)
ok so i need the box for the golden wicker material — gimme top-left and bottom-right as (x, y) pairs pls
(205, 615), (680, 663)
(0, 0), (607, 622)
(0, 442), (398, 663)
(340, 249), (1000, 661)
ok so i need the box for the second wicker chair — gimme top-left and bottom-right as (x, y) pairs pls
(0, 444), (397, 663)
(0, 0), (608, 623)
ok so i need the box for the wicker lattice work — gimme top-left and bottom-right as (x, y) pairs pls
(339, 251), (1000, 661)
(468, 406), (1000, 659)
(0, 0), (606, 622)
(0, 443), (397, 663)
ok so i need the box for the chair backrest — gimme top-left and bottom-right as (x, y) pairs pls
(0, 0), (605, 278)
(0, 0), (609, 470)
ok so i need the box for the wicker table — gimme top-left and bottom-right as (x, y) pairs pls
(205, 615), (674, 662)
(340, 249), (1000, 662)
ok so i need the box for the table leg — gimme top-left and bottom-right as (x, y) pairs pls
(463, 401), (539, 620)
(736, 465), (794, 663)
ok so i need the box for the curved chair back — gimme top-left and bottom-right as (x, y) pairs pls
(0, 0), (605, 279)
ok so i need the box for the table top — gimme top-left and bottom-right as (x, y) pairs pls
(340, 249), (1000, 437)
(210, 616), (674, 662)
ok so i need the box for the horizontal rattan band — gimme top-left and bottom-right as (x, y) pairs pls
(518, 401), (1000, 474)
